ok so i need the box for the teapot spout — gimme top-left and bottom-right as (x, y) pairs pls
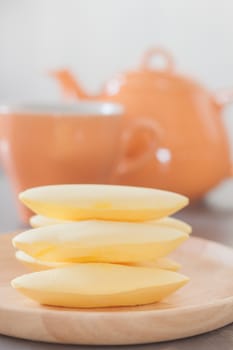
(49, 69), (90, 100)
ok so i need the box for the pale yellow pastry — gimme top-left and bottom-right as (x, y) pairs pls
(16, 250), (181, 272)
(20, 184), (188, 222)
(131, 257), (181, 271)
(13, 221), (188, 263)
(15, 251), (71, 271)
(29, 215), (70, 228)
(29, 214), (191, 234)
(151, 217), (191, 234)
(11, 263), (189, 308)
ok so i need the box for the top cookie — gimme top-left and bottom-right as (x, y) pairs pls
(19, 184), (188, 222)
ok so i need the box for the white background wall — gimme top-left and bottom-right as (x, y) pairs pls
(1, 0), (233, 96)
(0, 0), (233, 148)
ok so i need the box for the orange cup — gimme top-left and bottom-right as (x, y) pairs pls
(0, 102), (157, 223)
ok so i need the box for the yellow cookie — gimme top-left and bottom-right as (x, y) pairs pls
(20, 184), (188, 222)
(152, 217), (191, 234)
(11, 263), (189, 308)
(29, 215), (70, 228)
(13, 221), (188, 263)
(15, 251), (71, 271)
(29, 214), (191, 234)
(132, 257), (181, 271)
(16, 250), (181, 272)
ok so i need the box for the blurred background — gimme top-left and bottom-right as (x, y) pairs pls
(1, 0), (233, 150)
(0, 0), (233, 229)
(0, 0), (233, 112)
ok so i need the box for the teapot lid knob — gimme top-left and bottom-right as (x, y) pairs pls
(140, 47), (175, 73)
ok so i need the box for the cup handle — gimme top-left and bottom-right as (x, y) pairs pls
(112, 118), (161, 177)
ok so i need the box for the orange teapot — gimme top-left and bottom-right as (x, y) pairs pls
(51, 48), (233, 200)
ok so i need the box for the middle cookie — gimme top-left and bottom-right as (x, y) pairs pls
(13, 221), (188, 264)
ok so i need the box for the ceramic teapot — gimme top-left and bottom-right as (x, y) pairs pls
(51, 48), (233, 200)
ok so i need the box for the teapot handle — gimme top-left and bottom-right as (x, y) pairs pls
(215, 89), (233, 107)
(110, 119), (162, 180)
(140, 48), (175, 73)
(215, 89), (233, 176)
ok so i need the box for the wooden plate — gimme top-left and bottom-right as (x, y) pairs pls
(0, 233), (232, 345)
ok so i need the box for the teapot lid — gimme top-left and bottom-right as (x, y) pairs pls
(105, 48), (205, 94)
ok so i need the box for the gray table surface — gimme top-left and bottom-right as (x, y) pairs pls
(0, 176), (232, 350)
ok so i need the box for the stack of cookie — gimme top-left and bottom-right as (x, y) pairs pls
(12, 185), (191, 308)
